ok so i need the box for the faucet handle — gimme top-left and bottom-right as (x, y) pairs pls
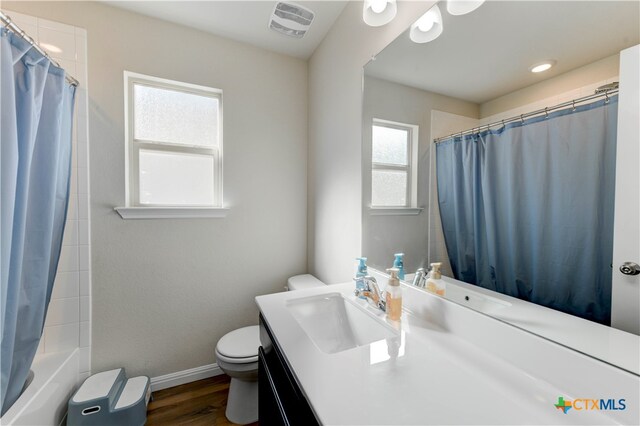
(355, 276), (386, 312)
(412, 268), (426, 287)
(378, 298), (387, 312)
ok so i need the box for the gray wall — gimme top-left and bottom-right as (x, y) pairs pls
(5, 1), (308, 377)
(308, 0), (438, 284)
(362, 76), (478, 273)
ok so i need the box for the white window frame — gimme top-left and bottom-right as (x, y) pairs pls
(371, 118), (419, 210)
(120, 71), (224, 218)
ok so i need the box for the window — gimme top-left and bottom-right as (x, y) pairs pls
(124, 72), (223, 209)
(371, 119), (418, 208)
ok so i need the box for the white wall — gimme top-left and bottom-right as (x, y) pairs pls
(5, 1), (308, 378)
(308, 0), (438, 284)
(362, 76), (478, 272)
(5, 9), (94, 381)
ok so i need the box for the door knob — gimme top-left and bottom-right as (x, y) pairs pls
(619, 262), (640, 276)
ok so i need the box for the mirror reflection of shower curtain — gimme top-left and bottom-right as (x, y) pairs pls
(436, 97), (618, 325)
(1, 29), (76, 414)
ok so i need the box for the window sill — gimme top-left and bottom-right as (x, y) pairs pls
(114, 206), (229, 220)
(368, 207), (423, 216)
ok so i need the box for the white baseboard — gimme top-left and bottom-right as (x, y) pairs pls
(150, 363), (224, 392)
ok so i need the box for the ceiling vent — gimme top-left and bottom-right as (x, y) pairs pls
(269, 2), (315, 39)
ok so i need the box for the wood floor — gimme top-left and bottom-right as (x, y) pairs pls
(146, 375), (258, 426)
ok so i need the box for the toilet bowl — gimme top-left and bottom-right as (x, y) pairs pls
(215, 326), (259, 425)
(215, 274), (325, 424)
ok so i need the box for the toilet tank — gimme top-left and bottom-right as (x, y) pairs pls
(286, 274), (325, 291)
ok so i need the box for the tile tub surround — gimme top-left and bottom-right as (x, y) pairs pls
(4, 9), (92, 379)
(256, 282), (639, 425)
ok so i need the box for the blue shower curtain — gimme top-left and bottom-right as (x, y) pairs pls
(436, 97), (617, 324)
(1, 29), (76, 414)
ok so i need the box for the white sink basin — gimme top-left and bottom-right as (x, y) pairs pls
(286, 293), (398, 354)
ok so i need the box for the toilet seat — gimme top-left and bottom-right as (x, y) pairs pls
(216, 325), (259, 364)
(215, 350), (258, 364)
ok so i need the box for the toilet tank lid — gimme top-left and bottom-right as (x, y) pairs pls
(217, 325), (260, 359)
(287, 274), (325, 291)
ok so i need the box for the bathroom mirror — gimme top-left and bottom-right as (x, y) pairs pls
(362, 1), (639, 373)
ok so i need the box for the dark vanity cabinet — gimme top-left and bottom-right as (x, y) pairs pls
(259, 314), (319, 426)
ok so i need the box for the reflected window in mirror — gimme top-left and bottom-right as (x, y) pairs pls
(371, 119), (418, 207)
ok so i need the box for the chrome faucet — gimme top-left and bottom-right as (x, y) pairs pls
(412, 267), (429, 288)
(354, 275), (386, 312)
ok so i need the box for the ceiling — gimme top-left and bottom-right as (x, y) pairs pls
(101, 1), (348, 59)
(365, 1), (640, 104)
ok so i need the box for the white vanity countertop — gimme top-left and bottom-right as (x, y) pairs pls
(436, 275), (640, 376)
(256, 282), (639, 425)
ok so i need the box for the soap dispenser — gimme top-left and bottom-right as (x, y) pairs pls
(393, 253), (405, 280)
(385, 268), (402, 321)
(354, 257), (368, 299)
(425, 262), (445, 296)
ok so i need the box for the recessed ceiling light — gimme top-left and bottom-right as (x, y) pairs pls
(530, 60), (556, 73)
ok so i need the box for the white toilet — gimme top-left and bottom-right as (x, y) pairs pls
(214, 274), (325, 425)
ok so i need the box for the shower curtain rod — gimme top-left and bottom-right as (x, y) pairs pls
(433, 87), (618, 144)
(1, 11), (79, 87)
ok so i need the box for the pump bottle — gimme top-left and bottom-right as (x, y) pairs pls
(385, 268), (402, 321)
(393, 253), (405, 280)
(425, 262), (445, 296)
(354, 257), (368, 299)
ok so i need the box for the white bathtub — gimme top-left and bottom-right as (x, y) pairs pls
(1, 349), (79, 426)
